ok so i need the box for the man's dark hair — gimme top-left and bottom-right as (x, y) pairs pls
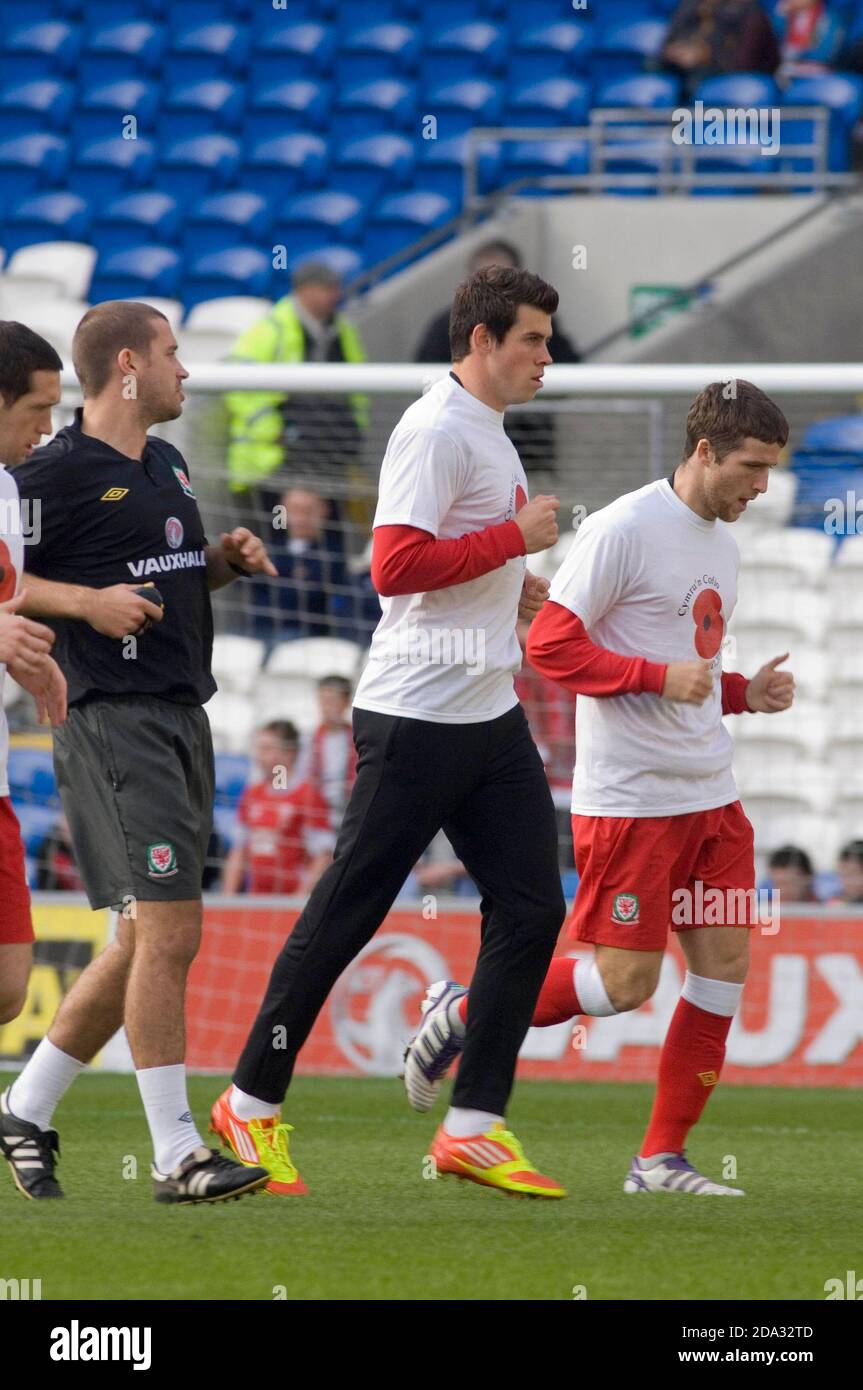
(72, 300), (168, 397)
(768, 845), (813, 875)
(469, 239), (522, 272)
(449, 265), (559, 362)
(0, 321), (63, 406)
(683, 380), (789, 462)
(318, 674), (352, 697)
(259, 719), (299, 749)
(838, 839), (863, 866)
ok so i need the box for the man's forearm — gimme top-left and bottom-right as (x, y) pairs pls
(19, 572), (93, 621)
(205, 544), (244, 591)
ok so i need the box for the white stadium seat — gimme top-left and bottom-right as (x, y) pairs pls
(121, 297), (184, 331)
(22, 298), (89, 360)
(254, 674), (319, 732)
(729, 585), (825, 643)
(732, 466), (796, 530)
(184, 296), (272, 333)
(210, 635), (266, 695)
(6, 241), (96, 301)
(737, 526), (833, 587)
(204, 690), (256, 753)
(265, 638), (363, 680)
(733, 696), (828, 757)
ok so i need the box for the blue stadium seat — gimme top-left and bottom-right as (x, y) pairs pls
(214, 753), (252, 803)
(251, 21), (336, 85)
(155, 134), (241, 203)
(212, 804), (240, 849)
(692, 141), (781, 196)
(284, 243), (365, 284)
(331, 79), (416, 141)
(330, 0), (416, 20)
(0, 79), (74, 136)
(508, 77), (590, 128)
(3, 190), (90, 256)
(72, 79), (159, 147)
(166, 22), (249, 84)
(592, 17), (667, 83)
(594, 74), (682, 109)
(182, 190), (269, 256)
(336, 22), (419, 86)
(0, 133), (66, 201)
(244, 133), (328, 202)
(509, 21), (594, 80)
(498, 138), (591, 196)
(790, 461), (863, 529)
(783, 73), (863, 172)
(694, 74), (782, 109)
(421, 22), (507, 85)
(71, 135), (156, 202)
(363, 190), (455, 265)
(161, 80), (245, 139)
(417, 132), (501, 204)
(329, 133), (414, 204)
(79, 20), (164, 86)
(422, 80), (503, 138)
(244, 80), (331, 142)
(801, 416), (863, 453)
(90, 244), (182, 302)
(0, 21), (81, 81)
(184, 247), (272, 310)
(15, 804), (60, 861)
(6, 748), (57, 801)
(277, 191), (365, 261)
(92, 190), (182, 257)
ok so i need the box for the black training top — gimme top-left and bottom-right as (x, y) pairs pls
(14, 413), (217, 707)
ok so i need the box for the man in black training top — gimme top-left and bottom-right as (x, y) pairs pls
(0, 301), (277, 1206)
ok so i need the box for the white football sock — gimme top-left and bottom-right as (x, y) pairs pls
(136, 1064), (204, 1174)
(574, 957), (618, 1016)
(443, 1107), (504, 1137)
(681, 971), (744, 1017)
(8, 1037), (85, 1129)
(230, 1084), (280, 1122)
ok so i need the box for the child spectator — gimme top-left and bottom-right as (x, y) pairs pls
(221, 720), (334, 895)
(775, 0), (845, 77)
(304, 675), (357, 829)
(766, 844), (817, 903)
(835, 839), (863, 905)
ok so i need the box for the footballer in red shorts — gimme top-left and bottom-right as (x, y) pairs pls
(0, 325), (65, 1026)
(403, 380), (796, 1196)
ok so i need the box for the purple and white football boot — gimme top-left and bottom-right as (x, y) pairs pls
(624, 1152), (744, 1196)
(402, 980), (468, 1112)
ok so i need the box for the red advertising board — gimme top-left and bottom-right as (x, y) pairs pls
(186, 902), (863, 1086)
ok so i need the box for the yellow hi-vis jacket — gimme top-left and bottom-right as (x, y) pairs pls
(225, 296), (369, 492)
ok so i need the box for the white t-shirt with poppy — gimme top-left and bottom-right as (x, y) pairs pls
(0, 465), (23, 797)
(549, 478), (740, 817)
(354, 373), (528, 724)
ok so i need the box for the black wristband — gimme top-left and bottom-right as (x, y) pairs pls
(228, 561), (250, 577)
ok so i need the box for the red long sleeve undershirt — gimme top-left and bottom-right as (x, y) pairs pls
(526, 600), (753, 712)
(371, 522), (525, 596)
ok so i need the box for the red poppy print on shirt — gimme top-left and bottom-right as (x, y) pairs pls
(0, 538), (17, 601)
(692, 587), (724, 658)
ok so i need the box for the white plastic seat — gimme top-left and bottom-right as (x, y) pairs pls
(730, 586), (825, 643)
(204, 690), (255, 753)
(254, 674), (319, 732)
(210, 635), (266, 696)
(265, 638), (363, 680)
(733, 696), (827, 756)
(744, 806), (841, 873)
(724, 639), (823, 700)
(184, 296), (272, 333)
(738, 526), (833, 587)
(734, 753), (832, 813)
(120, 296), (184, 330)
(732, 467), (796, 530)
(177, 327), (236, 363)
(6, 242), (96, 300)
(22, 297), (89, 360)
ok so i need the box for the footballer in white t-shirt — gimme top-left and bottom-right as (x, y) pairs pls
(406, 381), (796, 1198)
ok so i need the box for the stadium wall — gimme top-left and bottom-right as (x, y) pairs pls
(2, 897), (860, 1089)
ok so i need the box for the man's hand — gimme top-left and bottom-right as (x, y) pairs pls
(81, 584), (165, 639)
(9, 652), (67, 726)
(662, 659), (713, 705)
(0, 592), (55, 672)
(219, 528), (278, 577)
(745, 653), (795, 713)
(518, 571), (550, 623)
(514, 495), (560, 554)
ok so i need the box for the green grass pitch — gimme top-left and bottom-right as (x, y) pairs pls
(1, 1073), (859, 1301)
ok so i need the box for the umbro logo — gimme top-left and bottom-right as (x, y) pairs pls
(101, 488), (129, 502)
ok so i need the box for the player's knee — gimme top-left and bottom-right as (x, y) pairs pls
(526, 892), (567, 944)
(606, 968), (660, 1013)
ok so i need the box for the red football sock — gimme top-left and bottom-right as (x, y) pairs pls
(456, 957), (580, 1029)
(640, 997), (733, 1157)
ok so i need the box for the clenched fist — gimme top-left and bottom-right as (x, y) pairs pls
(515, 495), (560, 553)
(662, 659), (714, 705)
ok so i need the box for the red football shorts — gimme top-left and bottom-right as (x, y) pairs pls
(568, 800), (755, 952)
(0, 796), (34, 944)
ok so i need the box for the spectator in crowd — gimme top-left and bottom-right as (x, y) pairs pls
(411, 829), (475, 897)
(221, 720), (335, 896)
(774, 0), (845, 76)
(661, 0), (781, 91)
(304, 675), (357, 830)
(248, 486), (351, 645)
(835, 839), (863, 905)
(414, 240), (580, 476)
(35, 811), (84, 892)
(225, 260), (370, 528)
(766, 844), (817, 903)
